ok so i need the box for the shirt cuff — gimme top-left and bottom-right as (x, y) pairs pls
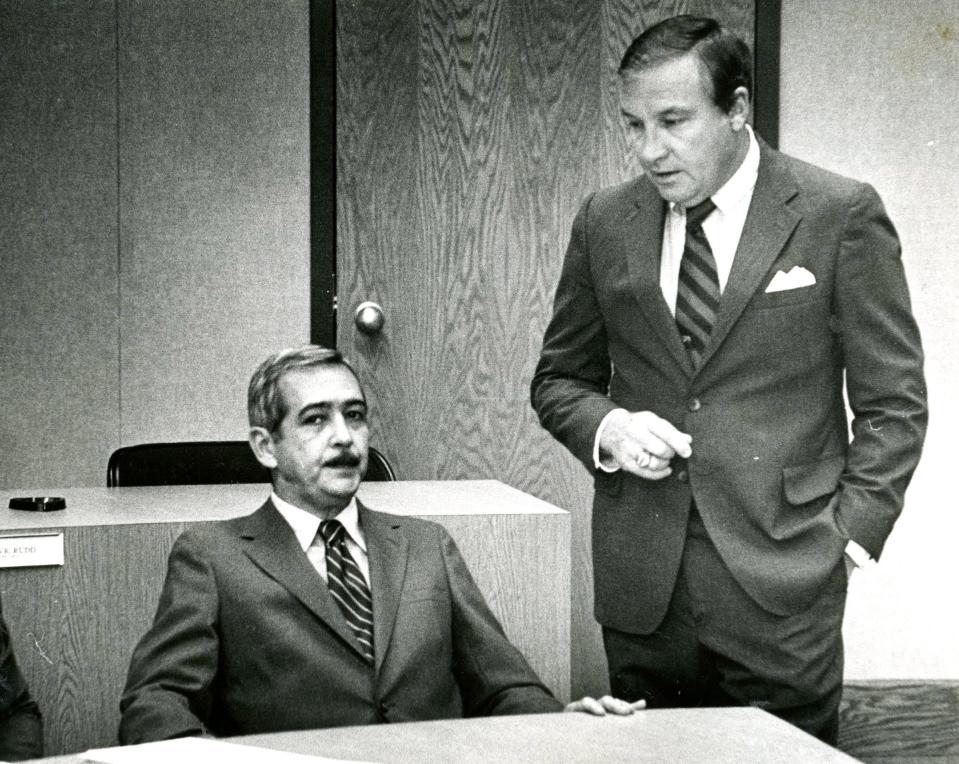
(844, 539), (874, 569)
(593, 409), (627, 472)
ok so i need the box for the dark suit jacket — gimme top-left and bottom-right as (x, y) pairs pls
(0, 597), (43, 761)
(531, 139), (927, 634)
(119, 500), (560, 742)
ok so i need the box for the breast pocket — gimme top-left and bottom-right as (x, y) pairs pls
(751, 282), (826, 310)
(402, 585), (449, 604)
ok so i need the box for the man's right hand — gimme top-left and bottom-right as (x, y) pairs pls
(598, 410), (692, 480)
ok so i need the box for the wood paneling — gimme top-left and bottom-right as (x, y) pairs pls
(2, 522), (186, 755)
(117, 0), (311, 445)
(0, 0), (120, 488)
(337, 0), (754, 697)
(1, 482), (569, 754)
(839, 681), (959, 763)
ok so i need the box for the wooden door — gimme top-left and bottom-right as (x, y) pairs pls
(337, 0), (755, 698)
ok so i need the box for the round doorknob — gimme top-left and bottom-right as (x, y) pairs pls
(354, 301), (385, 335)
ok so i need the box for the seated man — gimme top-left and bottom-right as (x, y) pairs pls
(0, 595), (44, 761)
(120, 345), (639, 742)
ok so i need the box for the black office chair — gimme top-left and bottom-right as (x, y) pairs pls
(107, 441), (396, 487)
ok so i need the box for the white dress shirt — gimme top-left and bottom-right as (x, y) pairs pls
(271, 492), (372, 586)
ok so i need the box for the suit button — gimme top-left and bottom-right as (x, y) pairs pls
(676, 469), (689, 483)
(688, 397), (701, 412)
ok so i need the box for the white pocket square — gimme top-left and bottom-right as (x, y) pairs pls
(765, 265), (816, 293)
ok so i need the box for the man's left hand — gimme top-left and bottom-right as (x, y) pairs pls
(564, 695), (646, 716)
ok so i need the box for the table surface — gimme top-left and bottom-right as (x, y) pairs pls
(1, 480), (565, 532)
(26, 708), (858, 763)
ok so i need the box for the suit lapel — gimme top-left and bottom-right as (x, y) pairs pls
(361, 502), (408, 673)
(239, 500), (363, 659)
(626, 179), (695, 375)
(699, 141), (802, 370)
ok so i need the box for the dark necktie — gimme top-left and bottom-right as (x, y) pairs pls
(675, 198), (720, 367)
(319, 519), (375, 663)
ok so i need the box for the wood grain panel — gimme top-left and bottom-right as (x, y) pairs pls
(117, 0), (310, 446)
(839, 681), (959, 762)
(443, 514), (570, 699)
(2, 523), (187, 754)
(335, 0), (423, 473)
(413, 0), (512, 480)
(0, 0), (119, 488)
(337, 0), (756, 699)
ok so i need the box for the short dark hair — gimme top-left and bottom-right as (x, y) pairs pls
(618, 15), (752, 113)
(248, 345), (362, 432)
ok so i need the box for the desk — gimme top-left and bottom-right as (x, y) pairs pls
(1, 481), (569, 756)
(27, 709), (856, 763)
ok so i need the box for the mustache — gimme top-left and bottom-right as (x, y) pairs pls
(323, 451), (362, 468)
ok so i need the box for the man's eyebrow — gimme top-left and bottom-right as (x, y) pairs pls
(657, 106), (690, 117)
(298, 399), (366, 414)
(297, 402), (332, 416)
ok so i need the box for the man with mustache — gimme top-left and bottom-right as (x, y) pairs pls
(531, 14), (926, 744)
(120, 345), (638, 742)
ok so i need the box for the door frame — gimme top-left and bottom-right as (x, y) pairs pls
(310, 0), (336, 347)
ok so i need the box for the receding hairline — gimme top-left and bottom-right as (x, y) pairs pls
(247, 345), (365, 432)
(617, 48), (727, 115)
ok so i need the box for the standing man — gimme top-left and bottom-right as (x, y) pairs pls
(121, 345), (639, 742)
(531, 15), (926, 744)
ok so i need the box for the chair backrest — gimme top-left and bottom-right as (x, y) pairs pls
(106, 441), (396, 487)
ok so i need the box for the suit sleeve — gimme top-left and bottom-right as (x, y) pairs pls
(0, 603), (43, 761)
(834, 182), (927, 558)
(440, 533), (563, 716)
(531, 194), (619, 469)
(119, 531), (220, 743)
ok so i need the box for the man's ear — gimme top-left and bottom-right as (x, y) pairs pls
(249, 427), (279, 470)
(728, 86), (750, 130)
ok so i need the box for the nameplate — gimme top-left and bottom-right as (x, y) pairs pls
(0, 532), (65, 568)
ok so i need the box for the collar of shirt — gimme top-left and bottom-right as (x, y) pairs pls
(698, 123), (760, 219)
(270, 492), (367, 553)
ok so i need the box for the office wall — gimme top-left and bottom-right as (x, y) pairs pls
(0, 2), (119, 487)
(116, 1), (310, 445)
(0, 0), (309, 489)
(781, 1), (958, 677)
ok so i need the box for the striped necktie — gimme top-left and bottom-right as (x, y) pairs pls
(675, 198), (719, 367)
(319, 519), (375, 664)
